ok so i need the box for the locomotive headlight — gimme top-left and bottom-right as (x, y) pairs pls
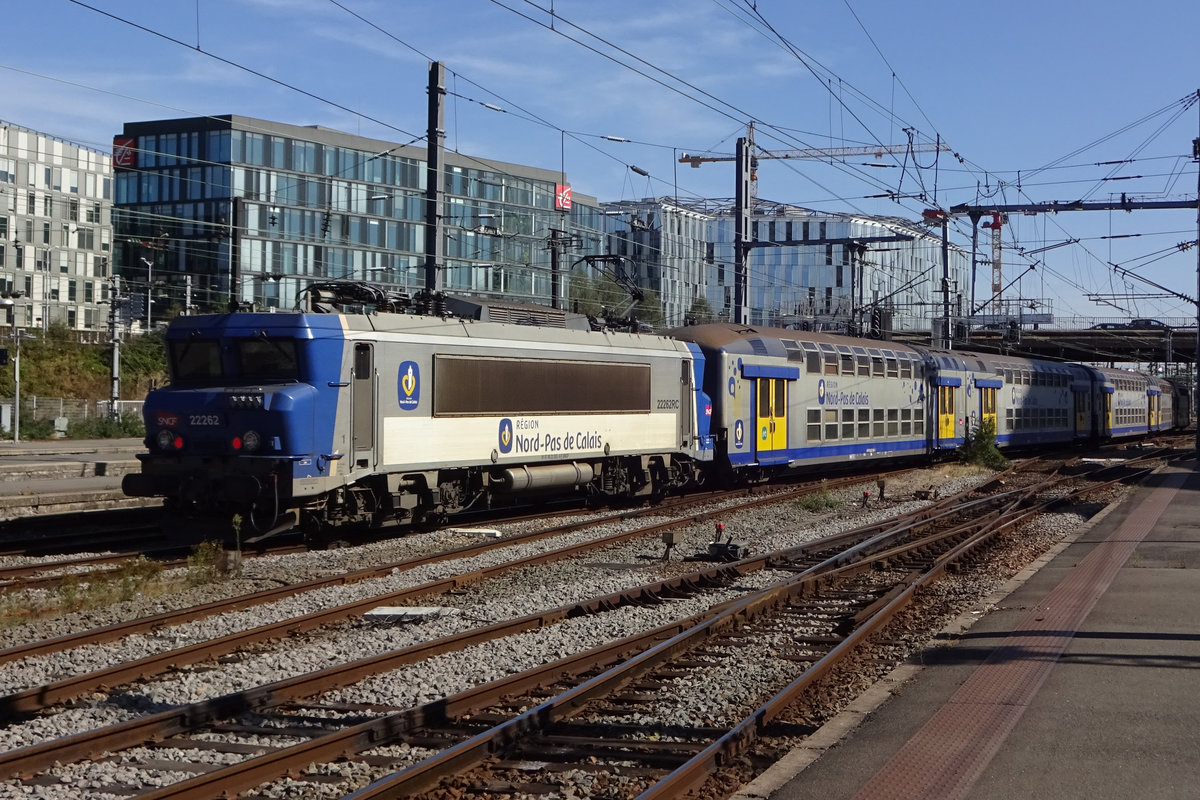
(242, 429), (262, 452)
(156, 429), (181, 451)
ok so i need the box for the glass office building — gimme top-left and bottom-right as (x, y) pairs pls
(0, 120), (113, 333)
(706, 202), (971, 333)
(603, 198), (711, 327)
(112, 115), (603, 320)
(601, 197), (969, 334)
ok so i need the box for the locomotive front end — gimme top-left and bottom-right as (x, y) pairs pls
(123, 312), (345, 538)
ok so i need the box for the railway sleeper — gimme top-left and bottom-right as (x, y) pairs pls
(511, 739), (703, 768)
(143, 738), (275, 756)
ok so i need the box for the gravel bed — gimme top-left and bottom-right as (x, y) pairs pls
(0, 467), (999, 798)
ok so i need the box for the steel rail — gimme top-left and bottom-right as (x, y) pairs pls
(0, 481), (795, 668)
(0, 474), (906, 717)
(334, 483), (1040, 798)
(633, 467), (1154, 799)
(5, 458), (1116, 797)
(0, 472), (950, 788)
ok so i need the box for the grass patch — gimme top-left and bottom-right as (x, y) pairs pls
(796, 485), (842, 512)
(0, 544), (233, 628)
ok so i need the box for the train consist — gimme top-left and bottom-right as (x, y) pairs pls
(122, 288), (1191, 541)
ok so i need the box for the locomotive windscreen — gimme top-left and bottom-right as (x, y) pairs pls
(170, 340), (222, 382)
(433, 355), (650, 415)
(167, 337), (301, 383)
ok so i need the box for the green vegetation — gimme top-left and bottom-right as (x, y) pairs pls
(0, 543), (242, 629)
(796, 485), (841, 512)
(186, 540), (227, 586)
(960, 418), (1009, 470)
(0, 323), (166, 440)
(0, 555), (168, 628)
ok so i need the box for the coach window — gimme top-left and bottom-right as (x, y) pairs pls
(873, 408), (885, 437)
(824, 354), (838, 376)
(900, 358), (912, 379)
(857, 356), (869, 376)
(886, 358), (898, 378)
(872, 357), (884, 377)
(807, 352), (821, 374)
(901, 408), (912, 436)
(807, 409), (821, 441)
(858, 408), (870, 437)
(841, 354), (855, 375)
(887, 409), (899, 436)
(825, 409), (839, 439)
(842, 409), (855, 438)
(914, 413), (924, 436)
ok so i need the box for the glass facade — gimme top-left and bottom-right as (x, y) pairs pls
(604, 200), (709, 327)
(113, 115), (603, 317)
(707, 204), (969, 332)
(603, 197), (969, 334)
(0, 121), (112, 332)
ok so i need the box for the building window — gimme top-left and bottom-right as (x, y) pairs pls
(27, 192), (36, 214)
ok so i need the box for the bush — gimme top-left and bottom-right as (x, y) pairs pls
(960, 418), (1009, 470)
(70, 411), (145, 439)
(796, 486), (841, 512)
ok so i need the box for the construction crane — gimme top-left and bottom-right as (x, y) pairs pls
(679, 122), (953, 205)
(982, 212), (1006, 308)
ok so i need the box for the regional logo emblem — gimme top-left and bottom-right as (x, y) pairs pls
(398, 362), (420, 410)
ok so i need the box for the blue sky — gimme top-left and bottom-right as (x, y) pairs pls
(5, 0), (1200, 324)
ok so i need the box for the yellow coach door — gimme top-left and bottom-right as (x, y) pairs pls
(756, 377), (788, 454)
(1074, 391), (1089, 434)
(938, 385), (956, 440)
(980, 387), (996, 432)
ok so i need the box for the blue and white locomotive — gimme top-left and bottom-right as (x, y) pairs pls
(123, 289), (1190, 540)
(124, 293), (715, 539)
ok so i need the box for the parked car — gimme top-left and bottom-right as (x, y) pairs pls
(1127, 318), (1172, 329)
(1089, 323), (1126, 330)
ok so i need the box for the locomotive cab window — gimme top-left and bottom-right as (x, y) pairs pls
(170, 339), (222, 382)
(236, 338), (300, 382)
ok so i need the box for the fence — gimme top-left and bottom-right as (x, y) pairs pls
(0, 396), (144, 432)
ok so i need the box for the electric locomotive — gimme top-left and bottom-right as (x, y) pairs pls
(123, 292), (715, 540)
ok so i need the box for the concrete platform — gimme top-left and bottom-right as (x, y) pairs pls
(0, 438), (152, 517)
(737, 459), (1200, 800)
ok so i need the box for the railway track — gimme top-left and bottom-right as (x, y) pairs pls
(0, 473), (904, 718)
(0, 452), (1171, 797)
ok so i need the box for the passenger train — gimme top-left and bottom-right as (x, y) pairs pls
(121, 286), (1191, 541)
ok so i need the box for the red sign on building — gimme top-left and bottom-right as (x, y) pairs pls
(555, 184), (572, 211)
(113, 136), (137, 170)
